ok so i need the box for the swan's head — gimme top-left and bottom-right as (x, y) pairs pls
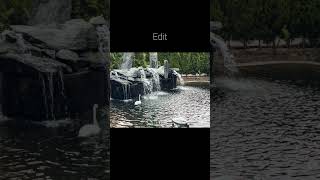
(93, 104), (99, 109)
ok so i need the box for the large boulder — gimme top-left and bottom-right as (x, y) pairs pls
(56, 49), (79, 62)
(0, 53), (72, 73)
(0, 39), (19, 54)
(79, 51), (107, 67)
(57, 49), (88, 71)
(11, 19), (95, 51)
(1, 30), (17, 43)
(87, 28), (98, 50)
(89, 16), (107, 26)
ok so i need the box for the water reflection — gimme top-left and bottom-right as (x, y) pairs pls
(0, 109), (109, 180)
(111, 86), (210, 128)
(211, 77), (320, 179)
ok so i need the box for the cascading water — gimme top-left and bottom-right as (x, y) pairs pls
(111, 51), (181, 100)
(140, 68), (146, 79)
(58, 69), (69, 116)
(173, 70), (184, 85)
(210, 32), (238, 73)
(121, 53), (134, 69)
(39, 73), (49, 119)
(122, 83), (128, 100)
(47, 72), (55, 120)
(139, 68), (152, 94)
(96, 24), (110, 65)
(147, 68), (161, 91)
(149, 52), (158, 68)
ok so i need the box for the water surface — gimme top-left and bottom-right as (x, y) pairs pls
(111, 86), (210, 128)
(211, 77), (320, 179)
(0, 110), (110, 180)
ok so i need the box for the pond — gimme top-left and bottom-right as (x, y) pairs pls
(211, 77), (320, 179)
(0, 109), (110, 180)
(111, 85), (210, 128)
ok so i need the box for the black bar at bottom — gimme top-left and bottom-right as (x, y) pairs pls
(110, 128), (210, 179)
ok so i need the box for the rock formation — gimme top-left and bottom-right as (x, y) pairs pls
(0, 16), (109, 120)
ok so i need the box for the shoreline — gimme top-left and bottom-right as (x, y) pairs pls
(181, 76), (209, 86)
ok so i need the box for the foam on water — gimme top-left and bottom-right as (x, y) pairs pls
(121, 99), (133, 103)
(34, 118), (72, 128)
(143, 94), (158, 100)
(155, 91), (169, 96)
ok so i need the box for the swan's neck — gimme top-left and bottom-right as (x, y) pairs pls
(139, 95), (141, 101)
(93, 105), (98, 125)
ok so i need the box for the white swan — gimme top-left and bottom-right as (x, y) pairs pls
(78, 104), (101, 137)
(134, 94), (141, 105)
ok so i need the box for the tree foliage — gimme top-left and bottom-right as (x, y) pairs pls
(71, 0), (109, 20)
(0, 0), (33, 31)
(111, 53), (209, 75)
(211, 0), (320, 48)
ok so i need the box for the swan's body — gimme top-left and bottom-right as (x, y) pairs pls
(134, 94), (141, 105)
(78, 104), (101, 137)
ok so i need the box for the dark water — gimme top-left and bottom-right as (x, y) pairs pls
(211, 77), (320, 179)
(0, 109), (110, 180)
(111, 86), (210, 128)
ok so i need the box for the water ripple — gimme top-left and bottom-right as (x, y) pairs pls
(211, 77), (320, 179)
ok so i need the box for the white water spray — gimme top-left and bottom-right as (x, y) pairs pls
(173, 70), (184, 85)
(210, 32), (238, 73)
(148, 68), (161, 91)
(121, 53), (134, 69)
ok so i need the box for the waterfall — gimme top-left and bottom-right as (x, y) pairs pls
(139, 69), (152, 95)
(121, 53), (134, 69)
(210, 32), (238, 73)
(140, 69), (146, 79)
(96, 24), (109, 65)
(123, 83), (128, 100)
(40, 73), (49, 119)
(58, 70), (65, 97)
(173, 70), (184, 85)
(58, 69), (69, 116)
(147, 68), (161, 91)
(47, 72), (55, 120)
(149, 52), (158, 68)
(40, 70), (68, 120)
(122, 82), (131, 100)
(28, 0), (72, 25)
(164, 60), (169, 79)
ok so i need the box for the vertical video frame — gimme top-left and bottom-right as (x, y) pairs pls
(0, 0), (110, 179)
(110, 52), (210, 128)
(211, 0), (320, 179)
